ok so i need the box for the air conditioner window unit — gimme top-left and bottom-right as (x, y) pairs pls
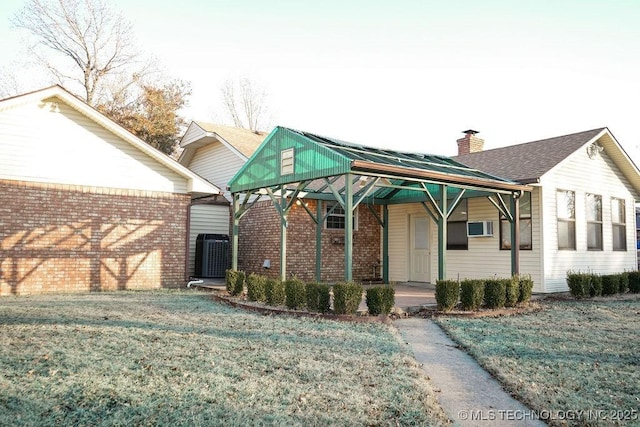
(467, 221), (493, 237)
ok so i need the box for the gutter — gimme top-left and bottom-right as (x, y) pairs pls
(351, 160), (533, 193)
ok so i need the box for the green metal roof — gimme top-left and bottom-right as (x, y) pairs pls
(228, 126), (529, 202)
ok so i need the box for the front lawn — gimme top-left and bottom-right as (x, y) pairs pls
(0, 290), (448, 426)
(436, 297), (640, 427)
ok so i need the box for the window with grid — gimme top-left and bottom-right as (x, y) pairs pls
(499, 192), (532, 250)
(612, 198), (627, 251)
(447, 199), (468, 250)
(557, 190), (576, 250)
(325, 203), (357, 230)
(586, 194), (603, 250)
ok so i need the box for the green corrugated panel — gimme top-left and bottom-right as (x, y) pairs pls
(229, 127), (352, 193)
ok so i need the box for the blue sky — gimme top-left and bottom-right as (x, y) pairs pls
(1, 0), (640, 159)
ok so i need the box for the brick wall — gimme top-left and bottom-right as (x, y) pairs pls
(0, 179), (190, 295)
(238, 199), (381, 282)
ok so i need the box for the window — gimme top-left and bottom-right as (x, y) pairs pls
(280, 148), (294, 175)
(500, 192), (532, 250)
(612, 198), (627, 251)
(557, 190), (576, 250)
(325, 202), (357, 230)
(447, 199), (468, 250)
(586, 194), (603, 250)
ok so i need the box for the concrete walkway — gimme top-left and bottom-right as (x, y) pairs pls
(395, 318), (546, 427)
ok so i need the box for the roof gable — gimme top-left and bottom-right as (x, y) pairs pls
(453, 127), (640, 195)
(0, 85), (220, 197)
(454, 128), (606, 183)
(179, 122), (268, 166)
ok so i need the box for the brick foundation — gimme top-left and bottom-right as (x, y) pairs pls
(238, 199), (381, 282)
(0, 180), (190, 295)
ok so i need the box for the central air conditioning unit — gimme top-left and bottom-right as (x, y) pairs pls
(195, 234), (230, 278)
(467, 221), (493, 237)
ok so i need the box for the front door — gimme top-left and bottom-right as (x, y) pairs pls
(409, 215), (430, 282)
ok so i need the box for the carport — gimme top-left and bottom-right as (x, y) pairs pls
(228, 127), (531, 282)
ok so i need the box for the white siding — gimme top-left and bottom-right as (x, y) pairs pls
(188, 204), (230, 277)
(187, 142), (246, 201)
(388, 190), (544, 292)
(540, 146), (637, 292)
(0, 101), (187, 193)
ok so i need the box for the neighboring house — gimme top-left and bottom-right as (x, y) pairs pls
(227, 126), (640, 293)
(178, 122), (268, 277)
(0, 86), (220, 296)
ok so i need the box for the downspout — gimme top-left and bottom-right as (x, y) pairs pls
(184, 200), (192, 282)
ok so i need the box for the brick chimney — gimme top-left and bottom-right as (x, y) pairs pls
(457, 130), (484, 155)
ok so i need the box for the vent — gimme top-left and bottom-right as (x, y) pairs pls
(194, 234), (230, 278)
(467, 221), (493, 237)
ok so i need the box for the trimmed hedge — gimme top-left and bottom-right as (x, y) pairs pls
(246, 273), (266, 302)
(567, 272), (591, 298)
(629, 271), (640, 293)
(601, 274), (620, 296)
(435, 280), (459, 312)
(484, 279), (508, 309)
(619, 272), (629, 293)
(589, 274), (603, 297)
(305, 282), (331, 313)
(265, 278), (285, 305)
(333, 282), (363, 315)
(505, 277), (520, 307)
(460, 279), (484, 311)
(517, 275), (534, 303)
(284, 277), (306, 310)
(366, 286), (395, 315)
(225, 269), (245, 297)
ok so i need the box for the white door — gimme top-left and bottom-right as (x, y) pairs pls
(409, 216), (430, 282)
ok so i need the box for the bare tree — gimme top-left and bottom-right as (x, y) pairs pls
(221, 77), (269, 131)
(12, 0), (140, 105)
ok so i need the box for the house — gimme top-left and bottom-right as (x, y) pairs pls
(178, 122), (268, 277)
(227, 126), (640, 293)
(0, 86), (220, 296)
(454, 128), (640, 292)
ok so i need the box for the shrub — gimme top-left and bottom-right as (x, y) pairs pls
(435, 280), (459, 312)
(265, 278), (285, 305)
(460, 280), (484, 311)
(333, 282), (363, 315)
(225, 269), (245, 296)
(305, 282), (331, 313)
(484, 279), (508, 309)
(246, 273), (267, 302)
(517, 275), (534, 303)
(567, 272), (590, 298)
(619, 272), (629, 293)
(284, 277), (306, 310)
(601, 274), (620, 296)
(505, 277), (520, 308)
(366, 286), (395, 315)
(628, 271), (640, 293)
(587, 274), (602, 297)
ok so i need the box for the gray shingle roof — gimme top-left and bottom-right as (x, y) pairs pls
(454, 128), (606, 183)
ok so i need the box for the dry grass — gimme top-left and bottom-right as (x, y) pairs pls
(436, 297), (640, 427)
(0, 290), (449, 426)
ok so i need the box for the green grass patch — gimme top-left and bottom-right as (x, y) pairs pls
(0, 290), (448, 426)
(436, 298), (640, 427)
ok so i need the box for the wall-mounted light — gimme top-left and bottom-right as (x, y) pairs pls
(587, 141), (604, 159)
